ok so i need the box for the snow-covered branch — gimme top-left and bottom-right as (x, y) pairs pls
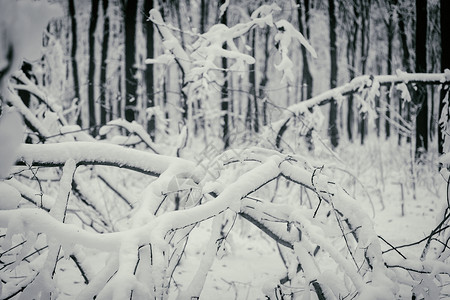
(269, 71), (450, 145)
(16, 142), (198, 178)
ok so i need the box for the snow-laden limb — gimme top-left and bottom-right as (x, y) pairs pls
(384, 256), (450, 299)
(274, 20), (317, 83)
(11, 70), (68, 126)
(99, 119), (162, 154)
(0, 110), (24, 179)
(0, 209), (122, 251)
(0, 182), (20, 210)
(271, 71), (450, 141)
(6, 91), (51, 140)
(16, 141), (198, 179)
(385, 256), (450, 276)
(151, 156), (282, 236)
(22, 160), (76, 299)
(76, 254), (118, 300)
(176, 214), (225, 299)
(149, 9), (191, 75)
(51, 159), (76, 220)
(288, 72), (450, 113)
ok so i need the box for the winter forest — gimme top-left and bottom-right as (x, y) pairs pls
(1, 0), (450, 299)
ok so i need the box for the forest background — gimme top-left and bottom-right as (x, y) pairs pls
(1, 0), (450, 299)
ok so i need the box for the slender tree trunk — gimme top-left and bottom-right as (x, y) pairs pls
(328, 0), (339, 148)
(99, 0), (110, 131)
(415, 0), (428, 157)
(346, 5), (359, 142)
(438, 0), (449, 155)
(260, 27), (270, 126)
(398, 10), (411, 145)
(359, 0), (370, 145)
(386, 2), (394, 139)
(144, 0), (155, 140)
(88, 0), (99, 135)
(69, 0), (81, 126)
(375, 59), (382, 137)
(195, 0), (208, 135)
(297, 0), (313, 100)
(125, 0), (138, 122)
(304, 0), (310, 38)
(247, 28), (258, 133)
(220, 0), (229, 149)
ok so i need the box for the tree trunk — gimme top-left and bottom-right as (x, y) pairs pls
(297, 0), (313, 100)
(200, 0), (208, 34)
(328, 0), (339, 148)
(260, 27), (270, 126)
(99, 0), (110, 132)
(88, 0), (99, 135)
(125, 0), (138, 122)
(359, 0), (370, 145)
(251, 29), (259, 133)
(220, 0), (229, 149)
(144, 0), (155, 140)
(386, 1), (394, 139)
(415, 0), (428, 157)
(69, 0), (81, 126)
(438, 0), (449, 155)
(346, 4), (359, 142)
(247, 28), (258, 133)
(398, 9), (411, 145)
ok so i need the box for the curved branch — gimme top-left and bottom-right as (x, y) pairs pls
(16, 142), (197, 178)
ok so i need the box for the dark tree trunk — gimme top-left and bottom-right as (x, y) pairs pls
(346, 4), (359, 142)
(359, 0), (370, 145)
(415, 0), (428, 157)
(144, 0), (155, 140)
(260, 27), (270, 126)
(88, 0), (99, 135)
(251, 29), (259, 133)
(247, 28), (258, 133)
(328, 0), (339, 148)
(398, 10), (411, 145)
(297, 0), (313, 100)
(200, 0), (208, 33)
(99, 0), (110, 131)
(304, 0), (310, 38)
(438, 0), (449, 155)
(124, 0), (138, 122)
(69, 0), (81, 126)
(220, 0), (229, 149)
(386, 1), (394, 139)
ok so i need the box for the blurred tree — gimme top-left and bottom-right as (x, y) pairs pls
(340, 0), (360, 142)
(124, 0), (138, 122)
(328, 0), (339, 148)
(297, 0), (313, 100)
(69, 0), (81, 126)
(220, 0), (230, 148)
(100, 0), (110, 132)
(385, 0), (397, 139)
(144, 0), (155, 140)
(415, 0), (428, 157)
(260, 27), (270, 126)
(398, 1), (412, 145)
(88, 0), (99, 135)
(359, 0), (371, 145)
(439, 0), (449, 155)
